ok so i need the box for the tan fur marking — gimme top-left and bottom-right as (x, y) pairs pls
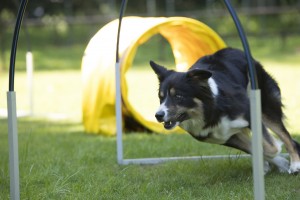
(193, 98), (202, 105)
(170, 88), (176, 96)
(263, 139), (280, 159)
(159, 91), (164, 98)
(262, 115), (300, 163)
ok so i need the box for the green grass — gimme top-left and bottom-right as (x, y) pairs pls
(0, 119), (300, 199)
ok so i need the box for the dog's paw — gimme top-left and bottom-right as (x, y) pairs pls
(270, 156), (289, 173)
(289, 161), (300, 174)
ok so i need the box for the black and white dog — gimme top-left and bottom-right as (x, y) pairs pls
(150, 47), (300, 174)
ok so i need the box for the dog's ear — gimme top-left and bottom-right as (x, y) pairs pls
(149, 60), (168, 82)
(186, 69), (212, 80)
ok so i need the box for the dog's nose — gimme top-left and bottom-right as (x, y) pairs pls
(155, 111), (165, 122)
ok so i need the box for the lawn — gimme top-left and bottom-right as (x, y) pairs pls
(1, 33), (300, 199)
(1, 118), (300, 199)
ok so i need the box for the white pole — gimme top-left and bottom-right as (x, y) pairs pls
(115, 62), (124, 164)
(7, 91), (20, 200)
(26, 51), (33, 116)
(250, 90), (265, 200)
(146, 0), (156, 16)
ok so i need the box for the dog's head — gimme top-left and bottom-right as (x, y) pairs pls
(150, 60), (214, 130)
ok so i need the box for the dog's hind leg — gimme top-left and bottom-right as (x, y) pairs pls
(223, 130), (277, 173)
(223, 129), (252, 154)
(260, 124), (289, 173)
(259, 67), (300, 173)
(263, 116), (300, 174)
(224, 126), (289, 173)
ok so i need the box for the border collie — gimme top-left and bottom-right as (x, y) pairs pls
(150, 47), (300, 174)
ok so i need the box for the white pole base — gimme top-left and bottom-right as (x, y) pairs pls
(7, 91), (20, 200)
(250, 90), (265, 200)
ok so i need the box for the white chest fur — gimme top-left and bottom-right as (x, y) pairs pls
(180, 116), (249, 144)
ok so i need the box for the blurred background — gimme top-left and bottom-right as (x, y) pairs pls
(0, 0), (300, 132)
(1, 0), (299, 70)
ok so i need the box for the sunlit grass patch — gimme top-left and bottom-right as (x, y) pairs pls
(1, 118), (300, 199)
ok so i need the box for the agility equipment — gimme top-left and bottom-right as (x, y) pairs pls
(7, 0), (265, 199)
(7, 0), (28, 199)
(81, 16), (226, 135)
(114, 0), (265, 200)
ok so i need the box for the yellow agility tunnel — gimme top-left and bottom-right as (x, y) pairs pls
(81, 16), (226, 136)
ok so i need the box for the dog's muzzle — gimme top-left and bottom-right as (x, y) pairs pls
(155, 111), (165, 122)
(155, 110), (180, 130)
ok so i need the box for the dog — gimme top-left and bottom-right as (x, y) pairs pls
(150, 47), (300, 174)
